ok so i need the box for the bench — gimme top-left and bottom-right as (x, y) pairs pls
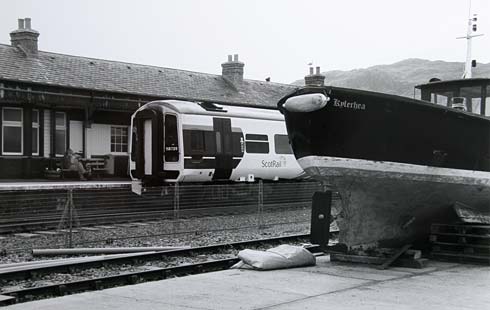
(49, 157), (107, 179)
(83, 157), (107, 178)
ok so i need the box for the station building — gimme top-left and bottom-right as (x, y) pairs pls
(0, 18), (306, 179)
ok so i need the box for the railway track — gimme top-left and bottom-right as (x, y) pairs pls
(0, 234), (312, 306)
(0, 201), (312, 234)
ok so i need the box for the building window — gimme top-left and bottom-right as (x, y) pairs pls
(111, 126), (128, 153)
(274, 134), (293, 154)
(32, 109), (39, 156)
(55, 112), (66, 156)
(2, 107), (23, 155)
(245, 134), (269, 154)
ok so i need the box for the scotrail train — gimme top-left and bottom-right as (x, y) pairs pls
(129, 100), (305, 185)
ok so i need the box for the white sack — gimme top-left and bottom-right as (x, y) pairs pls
(231, 244), (316, 270)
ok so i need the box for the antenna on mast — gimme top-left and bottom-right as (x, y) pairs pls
(457, 0), (484, 79)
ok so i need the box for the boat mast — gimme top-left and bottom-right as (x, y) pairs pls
(457, 1), (484, 79)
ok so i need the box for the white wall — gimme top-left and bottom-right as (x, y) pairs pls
(42, 115), (129, 158)
(43, 110), (50, 158)
(69, 120), (83, 154)
(86, 124), (111, 156)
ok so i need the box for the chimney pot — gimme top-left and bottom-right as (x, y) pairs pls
(305, 66), (325, 87)
(222, 53), (245, 86)
(24, 18), (31, 29)
(10, 17), (39, 56)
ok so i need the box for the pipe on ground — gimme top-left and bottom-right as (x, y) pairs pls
(32, 246), (189, 256)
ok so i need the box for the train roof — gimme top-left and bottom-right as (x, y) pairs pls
(142, 100), (285, 121)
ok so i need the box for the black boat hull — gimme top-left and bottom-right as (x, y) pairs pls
(279, 86), (490, 248)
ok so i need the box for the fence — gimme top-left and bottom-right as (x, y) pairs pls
(0, 180), (323, 253)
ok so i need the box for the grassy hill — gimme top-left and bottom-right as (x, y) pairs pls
(292, 59), (490, 97)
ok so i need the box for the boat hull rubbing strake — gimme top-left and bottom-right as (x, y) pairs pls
(283, 93), (329, 112)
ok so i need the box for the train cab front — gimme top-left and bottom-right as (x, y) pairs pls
(129, 102), (181, 186)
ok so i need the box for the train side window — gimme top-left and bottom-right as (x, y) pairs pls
(165, 114), (179, 162)
(274, 134), (293, 154)
(190, 131), (205, 153)
(204, 131), (216, 156)
(184, 130), (216, 156)
(245, 134), (269, 154)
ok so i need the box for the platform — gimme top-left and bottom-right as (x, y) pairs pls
(0, 180), (131, 191)
(3, 256), (489, 309)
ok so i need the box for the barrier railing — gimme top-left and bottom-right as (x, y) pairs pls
(0, 180), (323, 254)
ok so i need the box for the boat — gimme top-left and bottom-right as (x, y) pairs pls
(278, 15), (490, 249)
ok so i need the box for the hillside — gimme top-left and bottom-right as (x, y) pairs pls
(292, 59), (490, 97)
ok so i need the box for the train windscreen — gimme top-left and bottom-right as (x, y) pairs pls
(164, 114), (179, 162)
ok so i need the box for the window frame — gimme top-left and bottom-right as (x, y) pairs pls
(245, 133), (269, 154)
(111, 125), (129, 154)
(32, 109), (39, 156)
(2, 107), (23, 155)
(55, 111), (67, 157)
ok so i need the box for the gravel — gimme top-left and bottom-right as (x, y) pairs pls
(0, 207), (313, 295)
(0, 207), (311, 265)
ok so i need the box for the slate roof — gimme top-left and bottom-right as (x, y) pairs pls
(0, 43), (297, 108)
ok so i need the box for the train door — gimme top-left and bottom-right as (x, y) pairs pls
(213, 118), (233, 180)
(131, 108), (163, 183)
(144, 119), (152, 175)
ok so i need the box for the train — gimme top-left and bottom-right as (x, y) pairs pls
(129, 100), (305, 185)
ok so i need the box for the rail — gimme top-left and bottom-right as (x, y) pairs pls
(0, 234), (311, 305)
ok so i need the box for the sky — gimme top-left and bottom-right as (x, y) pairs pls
(1, 0), (489, 84)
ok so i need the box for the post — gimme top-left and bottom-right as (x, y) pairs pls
(68, 189), (73, 248)
(257, 179), (264, 231)
(173, 182), (180, 220)
(57, 189), (80, 248)
(173, 182), (180, 234)
(310, 191), (332, 251)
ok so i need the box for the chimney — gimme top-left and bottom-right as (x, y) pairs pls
(221, 54), (244, 86)
(304, 66), (325, 87)
(10, 18), (40, 56)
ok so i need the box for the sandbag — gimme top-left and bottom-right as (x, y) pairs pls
(231, 244), (316, 270)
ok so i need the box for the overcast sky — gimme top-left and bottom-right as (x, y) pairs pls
(1, 0), (489, 84)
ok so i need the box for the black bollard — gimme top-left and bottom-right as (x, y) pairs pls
(310, 191), (332, 251)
